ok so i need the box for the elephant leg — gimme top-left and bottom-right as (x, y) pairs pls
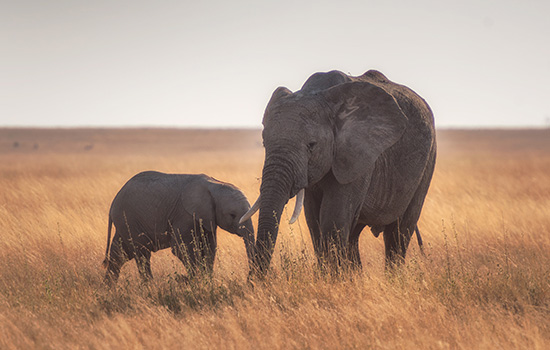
(189, 225), (216, 275)
(319, 203), (352, 271)
(384, 149), (436, 268)
(316, 175), (368, 272)
(169, 226), (195, 276)
(193, 225), (216, 276)
(172, 244), (197, 278)
(348, 223), (366, 270)
(383, 219), (414, 268)
(203, 240), (216, 274)
(135, 250), (153, 281)
(104, 233), (130, 285)
(317, 178), (366, 271)
(304, 189), (323, 263)
(170, 222), (216, 279)
(206, 230), (217, 273)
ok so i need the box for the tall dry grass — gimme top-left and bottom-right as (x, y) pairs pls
(0, 128), (549, 349)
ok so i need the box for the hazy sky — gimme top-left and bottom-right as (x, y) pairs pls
(2, 0), (549, 128)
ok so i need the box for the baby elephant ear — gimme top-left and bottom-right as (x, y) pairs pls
(323, 82), (408, 184)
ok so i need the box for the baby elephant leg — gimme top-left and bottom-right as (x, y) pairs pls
(170, 224), (216, 279)
(135, 249), (153, 281)
(169, 227), (196, 278)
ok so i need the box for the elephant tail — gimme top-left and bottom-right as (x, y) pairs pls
(415, 225), (425, 257)
(102, 215), (113, 268)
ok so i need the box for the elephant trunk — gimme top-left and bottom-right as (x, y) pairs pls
(253, 154), (297, 276)
(238, 219), (256, 273)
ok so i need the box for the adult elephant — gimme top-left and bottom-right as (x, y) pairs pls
(241, 69), (436, 276)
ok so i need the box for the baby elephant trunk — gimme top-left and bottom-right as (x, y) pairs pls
(238, 219), (256, 273)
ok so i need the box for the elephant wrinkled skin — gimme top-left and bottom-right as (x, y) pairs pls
(103, 171), (255, 284)
(242, 69), (436, 275)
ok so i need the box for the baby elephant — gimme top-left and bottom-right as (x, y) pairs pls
(103, 171), (255, 284)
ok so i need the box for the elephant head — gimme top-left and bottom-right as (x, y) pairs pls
(210, 182), (256, 270)
(240, 70), (408, 275)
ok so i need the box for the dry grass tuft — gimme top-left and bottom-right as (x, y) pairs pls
(1, 128), (549, 349)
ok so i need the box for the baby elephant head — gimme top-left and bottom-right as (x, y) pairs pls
(211, 182), (255, 270)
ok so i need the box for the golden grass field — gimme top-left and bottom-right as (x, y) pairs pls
(1, 127), (549, 349)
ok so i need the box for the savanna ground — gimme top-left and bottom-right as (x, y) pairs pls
(1, 127), (549, 349)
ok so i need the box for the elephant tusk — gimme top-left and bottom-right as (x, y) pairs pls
(289, 189), (305, 224)
(239, 194), (260, 224)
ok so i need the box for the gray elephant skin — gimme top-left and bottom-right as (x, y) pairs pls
(103, 171), (255, 284)
(241, 69), (436, 275)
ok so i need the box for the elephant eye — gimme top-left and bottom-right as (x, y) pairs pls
(230, 213), (236, 219)
(307, 141), (317, 152)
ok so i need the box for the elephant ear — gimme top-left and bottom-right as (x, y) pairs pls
(323, 82), (408, 184)
(182, 184), (217, 229)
